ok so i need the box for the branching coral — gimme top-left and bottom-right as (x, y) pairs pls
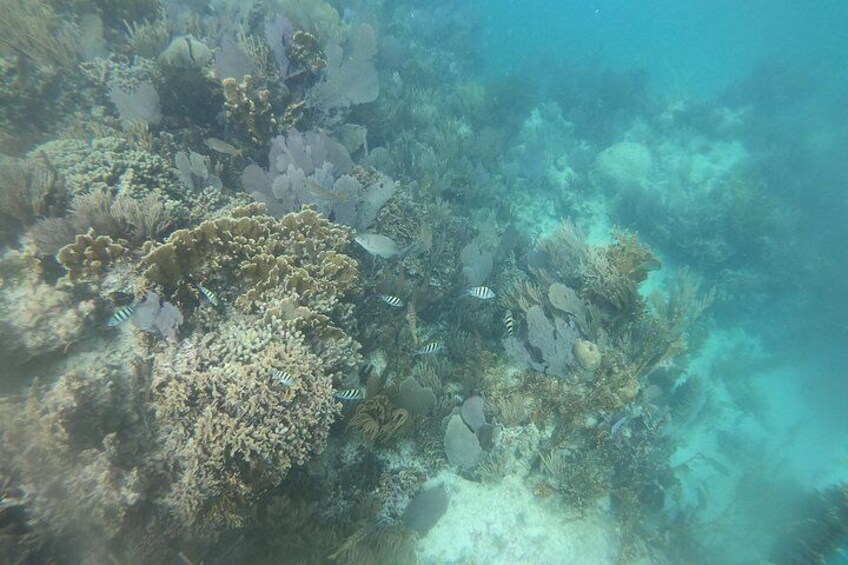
(145, 204), (362, 538)
(140, 203), (358, 316)
(222, 75), (278, 146)
(153, 317), (347, 537)
(26, 137), (187, 254)
(56, 230), (128, 283)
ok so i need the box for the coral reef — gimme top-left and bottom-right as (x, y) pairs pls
(56, 230), (128, 284)
(222, 75), (278, 146)
(0, 1), (826, 564)
(0, 270), (94, 366)
(0, 365), (153, 562)
(144, 204), (362, 537)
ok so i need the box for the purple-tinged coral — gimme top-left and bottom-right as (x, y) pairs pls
(308, 24), (379, 112)
(244, 130), (396, 229)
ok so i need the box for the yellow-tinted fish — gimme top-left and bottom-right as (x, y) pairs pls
(354, 233), (407, 259)
(333, 388), (366, 401)
(204, 137), (242, 157)
(107, 304), (136, 326)
(304, 179), (353, 202)
(197, 284), (219, 306)
(379, 294), (403, 307)
(272, 369), (295, 387)
(504, 310), (515, 336)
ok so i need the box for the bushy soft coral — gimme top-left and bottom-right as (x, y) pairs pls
(0, 368), (148, 560)
(0, 273), (94, 366)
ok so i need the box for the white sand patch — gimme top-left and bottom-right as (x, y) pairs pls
(416, 471), (617, 565)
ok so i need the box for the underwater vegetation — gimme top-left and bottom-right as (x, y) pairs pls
(0, 0), (842, 564)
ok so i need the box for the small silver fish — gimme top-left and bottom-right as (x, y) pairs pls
(504, 311), (515, 336)
(379, 294), (403, 307)
(466, 286), (496, 300)
(204, 137), (242, 157)
(107, 305), (136, 326)
(354, 233), (414, 259)
(610, 414), (630, 437)
(333, 388), (366, 401)
(272, 369), (295, 387)
(197, 284), (219, 306)
(415, 341), (444, 355)
(304, 179), (353, 202)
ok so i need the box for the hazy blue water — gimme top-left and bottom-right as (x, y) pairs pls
(481, 0), (848, 94)
(476, 1), (848, 561)
(4, 2), (846, 562)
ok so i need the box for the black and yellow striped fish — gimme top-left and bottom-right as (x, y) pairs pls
(379, 294), (403, 307)
(272, 369), (295, 387)
(197, 284), (219, 306)
(107, 305), (136, 326)
(504, 310), (515, 337)
(333, 388), (366, 401)
(465, 286), (496, 300)
(415, 341), (444, 355)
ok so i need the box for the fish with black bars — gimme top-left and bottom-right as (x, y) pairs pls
(107, 304), (136, 327)
(415, 341), (444, 355)
(197, 283), (219, 306)
(465, 286), (496, 300)
(333, 388), (366, 401)
(504, 310), (516, 337)
(379, 294), (404, 307)
(271, 369), (295, 387)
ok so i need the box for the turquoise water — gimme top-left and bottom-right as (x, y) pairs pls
(0, 1), (846, 563)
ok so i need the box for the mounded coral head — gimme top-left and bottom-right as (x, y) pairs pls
(573, 338), (601, 370)
(594, 141), (652, 189)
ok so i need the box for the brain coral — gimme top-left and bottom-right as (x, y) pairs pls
(146, 204), (361, 537)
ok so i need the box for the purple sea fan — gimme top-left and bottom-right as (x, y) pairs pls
(265, 13), (294, 75)
(308, 24), (379, 111)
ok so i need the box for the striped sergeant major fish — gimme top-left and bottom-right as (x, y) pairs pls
(379, 294), (404, 308)
(197, 284), (219, 306)
(333, 388), (366, 401)
(465, 286), (496, 300)
(107, 304), (136, 326)
(504, 310), (516, 337)
(272, 369), (295, 387)
(415, 341), (444, 355)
